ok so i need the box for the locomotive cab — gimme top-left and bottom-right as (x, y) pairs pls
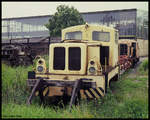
(27, 24), (119, 105)
(48, 24), (119, 75)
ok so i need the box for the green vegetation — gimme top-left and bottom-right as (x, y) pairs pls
(137, 58), (148, 75)
(45, 5), (85, 37)
(2, 63), (32, 104)
(33, 55), (49, 68)
(2, 58), (148, 118)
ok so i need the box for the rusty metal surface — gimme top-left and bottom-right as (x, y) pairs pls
(27, 79), (96, 89)
(119, 55), (132, 70)
(2, 36), (61, 44)
(2, 36), (61, 66)
(2, 43), (36, 66)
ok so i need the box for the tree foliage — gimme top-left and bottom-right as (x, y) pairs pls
(45, 5), (85, 37)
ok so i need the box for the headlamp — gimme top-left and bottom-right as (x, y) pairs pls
(90, 61), (95, 65)
(37, 66), (44, 72)
(38, 60), (43, 65)
(89, 67), (96, 74)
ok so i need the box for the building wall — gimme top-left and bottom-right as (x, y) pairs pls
(2, 9), (148, 40)
(2, 16), (51, 38)
(137, 39), (148, 57)
(82, 9), (137, 37)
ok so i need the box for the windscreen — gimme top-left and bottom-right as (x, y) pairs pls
(53, 47), (65, 70)
(69, 47), (81, 70)
(92, 31), (110, 42)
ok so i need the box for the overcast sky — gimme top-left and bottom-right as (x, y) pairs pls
(2, 2), (148, 18)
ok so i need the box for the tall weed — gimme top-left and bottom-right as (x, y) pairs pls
(138, 59), (148, 75)
(2, 57), (148, 118)
(2, 63), (32, 104)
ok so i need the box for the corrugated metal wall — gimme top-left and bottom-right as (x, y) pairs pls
(2, 9), (148, 40)
(82, 9), (137, 38)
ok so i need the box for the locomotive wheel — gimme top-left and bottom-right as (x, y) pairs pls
(74, 91), (81, 105)
(62, 87), (81, 106)
(39, 88), (45, 105)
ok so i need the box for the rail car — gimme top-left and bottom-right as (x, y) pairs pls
(118, 39), (140, 71)
(27, 23), (120, 108)
(2, 44), (36, 66)
(1, 37), (61, 66)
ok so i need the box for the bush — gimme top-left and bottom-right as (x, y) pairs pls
(138, 59), (148, 75)
(141, 59), (148, 71)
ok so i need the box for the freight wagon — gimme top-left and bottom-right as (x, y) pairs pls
(119, 39), (140, 71)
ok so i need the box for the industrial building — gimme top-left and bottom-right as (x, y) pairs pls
(2, 8), (148, 40)
(2, 8), (148, 57)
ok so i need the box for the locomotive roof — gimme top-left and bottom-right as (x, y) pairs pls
(62, 24), (117, 32)
(62, 24), (118, 42)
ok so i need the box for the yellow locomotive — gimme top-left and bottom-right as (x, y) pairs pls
(27, 24), (119, 107)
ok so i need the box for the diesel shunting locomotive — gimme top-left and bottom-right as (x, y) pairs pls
(27, 23), (139, 108)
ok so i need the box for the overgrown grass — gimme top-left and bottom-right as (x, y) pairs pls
(137, 58), (148, 75)
(2, 58), (148, 118)
(2, 63), (33, 104)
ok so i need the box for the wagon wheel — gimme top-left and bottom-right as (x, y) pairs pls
(18, 57), (26, 66)
(9, 54), (18, 66)
(24, 56), (33, 66)
(19, 56), (33, 66)
(10, 58), (19, 66)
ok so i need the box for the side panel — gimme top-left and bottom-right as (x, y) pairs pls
(108, 66), (119, 86)
(87, 46), (102, 75)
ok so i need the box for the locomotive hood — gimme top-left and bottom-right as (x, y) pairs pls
(49, 43), (87, 75)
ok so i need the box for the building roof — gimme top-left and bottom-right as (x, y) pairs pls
(2, 8), (137, 20)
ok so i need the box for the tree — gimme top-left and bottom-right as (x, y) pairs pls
(45, 5), (85, 37)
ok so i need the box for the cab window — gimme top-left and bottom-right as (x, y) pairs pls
(92, 31), (110, 42)
(120, 44), (127, 55)
(65, 31), (82, 40)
